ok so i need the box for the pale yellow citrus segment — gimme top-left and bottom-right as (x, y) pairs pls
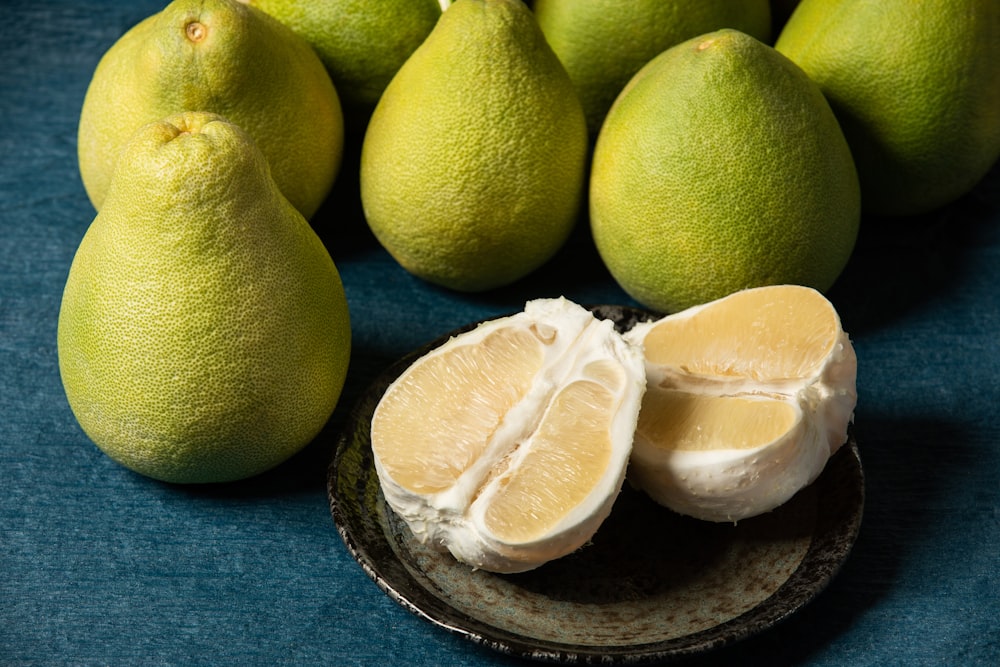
(370, 297), (646, 573)
(483, 380), (616, 543)
(641, 284), (838, 381)
(371, 327), (544, 494)
(623, 285), (857, 522)
(636, 389), (798, 452)
(582, 358), (628, 390)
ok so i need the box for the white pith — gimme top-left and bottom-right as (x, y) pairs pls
(371, 297), (646, 573)
(623, 285), (858, 523)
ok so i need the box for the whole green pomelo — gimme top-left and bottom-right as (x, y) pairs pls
(78, 0), (343, 220)
(590, 29), (860, 314)
(360, 0), (588, 292)
(533, 0), (772, 134)
(775, 0), (1000, 216)
(59, 112), (351, 484)
(238, 0), (443, 121)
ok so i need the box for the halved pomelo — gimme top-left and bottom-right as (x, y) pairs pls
(370, 298), (646, 573)
(623, 285), (857, 522)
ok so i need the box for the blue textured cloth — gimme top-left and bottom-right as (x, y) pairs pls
(2, 2), (998, 665)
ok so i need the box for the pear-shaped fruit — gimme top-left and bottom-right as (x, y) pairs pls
(775, 0), (1000, 216)
(78, 0), (343, 220)
(59, 112), (352, 484)
(590, 29), (860, 314)
(360, 0), (588, 292)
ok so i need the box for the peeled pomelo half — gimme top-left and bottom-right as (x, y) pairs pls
(623, 285), (857, 523)
(370, 298), (646, 573)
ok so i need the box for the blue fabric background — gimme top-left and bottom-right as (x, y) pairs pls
(2, 1), (998, 664)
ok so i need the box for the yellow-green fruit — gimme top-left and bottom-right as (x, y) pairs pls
(59, 112), (351, 484)
(239, 0), (442, 118)
(775, 0), (1000, 216)
(533, 0), (771, 134)
(360, 0), (588, 292)
(78, 0), (343, 220)
(590, 29), (860, 314)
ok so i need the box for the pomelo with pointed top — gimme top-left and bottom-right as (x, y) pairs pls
(78, 0), (343, 220)
(59, 112), (351, 484)
(360, 0), (588, 292)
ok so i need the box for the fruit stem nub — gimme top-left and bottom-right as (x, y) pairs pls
(185, 21), (207, 43)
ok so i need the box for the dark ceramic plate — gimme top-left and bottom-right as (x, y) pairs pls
(327, 305), (865, 664)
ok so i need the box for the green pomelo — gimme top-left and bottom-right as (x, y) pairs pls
(775, 0), (1000, 216)
(239, 0), (443, 121)
(590, 29), (860, 314)
(534, 0), (772, 134)
(360, 0), (588, 292)
(78, 0), (343, 220)
(60, 113), (351, 483)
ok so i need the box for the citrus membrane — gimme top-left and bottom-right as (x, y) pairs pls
(370, 298), (645, 573)
(623, 285), (857, 522)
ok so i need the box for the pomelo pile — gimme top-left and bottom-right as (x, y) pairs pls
(65, 0), (363, 484)
(61, 0), (995, 571)
(73, 0), (1000, 307)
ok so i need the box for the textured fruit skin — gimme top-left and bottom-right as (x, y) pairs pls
(242, 0), (442, 117)
(533, 0), (772, 134)
(776, 0), (1000, 216)
(360, 0), (588, 292)
(78, 0), (343, 220)
(59, 113), (351, 484)
(590, 29), (860, 315)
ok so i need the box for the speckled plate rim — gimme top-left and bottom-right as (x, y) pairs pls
(327, 305), (865, 664)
